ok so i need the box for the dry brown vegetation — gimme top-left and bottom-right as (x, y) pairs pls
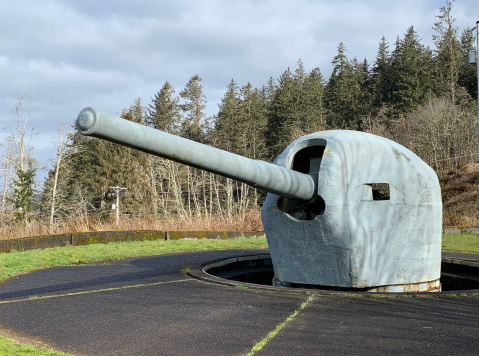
(0, 208), (264, 241)
(366, 97), (478, 177)
(441, 162), (479, 226)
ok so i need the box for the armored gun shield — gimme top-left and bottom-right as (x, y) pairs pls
(262, 131), (442, 292)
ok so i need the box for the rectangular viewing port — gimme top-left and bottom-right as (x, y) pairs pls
(368, 183), (390, 200)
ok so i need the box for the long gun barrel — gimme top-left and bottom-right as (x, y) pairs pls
(76, 107), (317, 203)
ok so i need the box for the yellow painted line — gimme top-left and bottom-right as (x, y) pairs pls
(0, 278), (192, 305)
(244, 294), (316, 356)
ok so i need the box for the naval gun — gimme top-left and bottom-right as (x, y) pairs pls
(76, 107), (442, 292)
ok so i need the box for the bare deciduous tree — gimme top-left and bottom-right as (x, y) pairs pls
(1, 97), (38, 225)
(48, 122), (70, 228)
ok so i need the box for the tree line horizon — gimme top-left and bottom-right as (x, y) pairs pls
(1, 1), (478, 232)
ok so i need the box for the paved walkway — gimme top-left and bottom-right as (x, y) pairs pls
(0, 250), (478, 355)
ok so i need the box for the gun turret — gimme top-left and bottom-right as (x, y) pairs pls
(76, 107), (442, 292)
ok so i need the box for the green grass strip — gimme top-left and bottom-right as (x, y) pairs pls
(0, 234), (476, 284)
(0, 237), (268, 282)
(442, 233), (479, 254)
(0, 278), (191, 305)
(0, 335), (74, 356)
(245, 294), (316, 356)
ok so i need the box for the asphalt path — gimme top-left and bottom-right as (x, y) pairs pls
(0, 249), (478, 356)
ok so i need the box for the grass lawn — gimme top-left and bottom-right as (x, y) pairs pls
(0, 237), (268, 282)
(1, 234), (475, 283)
(0, 336), (74, 356)
(442, 233), (479, 254)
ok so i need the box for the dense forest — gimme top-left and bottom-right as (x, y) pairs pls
(1, 1), (478, 237)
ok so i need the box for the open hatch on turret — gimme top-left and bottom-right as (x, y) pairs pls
(277, 143), (326, 220)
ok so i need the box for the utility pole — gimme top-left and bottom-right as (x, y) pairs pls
(476, 21), (479, 162)
(109, 186), (127, 225)
(471, 22), (479, 160)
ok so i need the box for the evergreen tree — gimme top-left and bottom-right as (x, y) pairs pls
(8, 164), (37, 224)
(66, 132), (103, 211)
(324, 43), (350, 128)
(291, 59), (306, 132)
(213, 80), (268, 159)
(265, 68), (298, 158)
(354, 58), (375, 125)
(146, 81), (181, 133)
(213, 79), (243, 153)
(239, 82), (268, 159)
(292, 59), (327, 134)
(180, 75), (207, 142)
(432, 0), (462, 102)
(297, 67), (326, 133)
(293, 59), (306, 91)
(261, 76), (277, 104)
(389, 26), (434, 116)
(124, 97), (144, 124)
(324, 43), (368, 129)
(458, 28), (478, 100)
(371, 36), (392, 108)
(265, 60), (328, 158)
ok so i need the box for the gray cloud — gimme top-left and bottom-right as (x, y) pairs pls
(0, 0), (477, 182)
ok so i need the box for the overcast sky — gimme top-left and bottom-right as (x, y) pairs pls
(0, 0), (477, 183)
